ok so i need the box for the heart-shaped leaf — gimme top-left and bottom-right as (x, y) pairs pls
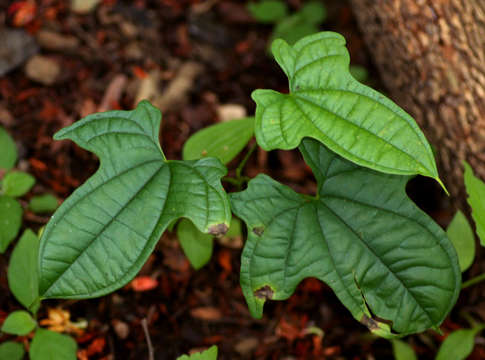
(231, 138), (460, 336)
(38, 101), (231, 299)
(252, 32), (441, 185)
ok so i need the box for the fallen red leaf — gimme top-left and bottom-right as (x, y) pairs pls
(190, 307), (222, 321)
(132, 66), (148, 79)
(218, 249), (232, 273)
(130, 276), (158, 292)
(8, 1), (37, 27)
(77, 349), (88, 360)
(86, 337), (106, 356)
(16, 88), (40, 102)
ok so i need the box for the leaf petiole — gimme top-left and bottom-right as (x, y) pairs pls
(236, 142), (257, 180)
(462, 272), (485, 289)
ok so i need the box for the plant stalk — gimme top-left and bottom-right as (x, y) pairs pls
(236, 143), (257, 180)
(462, 272), (485, 289)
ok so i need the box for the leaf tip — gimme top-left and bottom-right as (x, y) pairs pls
(247, 285), (275, 319)
(432, 325), (444, 336)
(270, 37), (289, 54)
(135, 99), (159, 113)
(53, 128), (69, 141)
(436, 177), (449, 196)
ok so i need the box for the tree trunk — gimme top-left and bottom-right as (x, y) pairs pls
(350, 0), (485, 207)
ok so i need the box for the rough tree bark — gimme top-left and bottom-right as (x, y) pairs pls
(350, 0), (485, 207)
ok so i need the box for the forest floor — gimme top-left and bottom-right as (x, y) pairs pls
(1, 1), (484, 359)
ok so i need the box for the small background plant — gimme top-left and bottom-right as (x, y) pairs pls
(0, 127), (78, 359)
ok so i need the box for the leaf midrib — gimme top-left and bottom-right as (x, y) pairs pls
(243, 177), (445, 329)
(40, 160), (164, 296)
(319, 199), (438, 327)
(291, 94), (431, 175)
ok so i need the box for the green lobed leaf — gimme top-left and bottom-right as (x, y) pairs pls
(177, 218), (214, 270)
(1, 310), (36, 335)
(29, 194), (59, 214)
(231, 138), (460, 337)
(463, 161), (485, 246)
(0, 126), (17, 170)
(0, 195), (22, 253)
(2, 171), (36, 197)
(447, 210), (475, 272)
(8, 229), (40, 311)
(0, 341), (25, 360)
(30, 329), (77, 360)
(38, 101), (231, 299)
(252, 32), (441, 185)
(391, 339), (417, 360)
(247, 0), (288, 23)
(435, 325), (485, 360)
(183, 117), (254, 165)
(176, 345), (218, 360)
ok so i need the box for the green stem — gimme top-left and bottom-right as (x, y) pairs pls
(222, 177), (241, 186)
(462, 272), (485, 289)
(460, 310), (479, 328)
(236, 143), (257, 180)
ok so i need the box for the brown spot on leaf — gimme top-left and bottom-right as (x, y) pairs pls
(208, 223), (229, 237)
(360, 314), (394, 333)
(254, 285), (274, 300)
(360, 314), (380, 331)
(252, 226), (264, 236)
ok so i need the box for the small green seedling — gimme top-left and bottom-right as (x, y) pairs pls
(445, 162), (485, 291)
(1, 229), (77, 360)
(391, 323), (485, 360)
(392, 161), (485, 359)
(248, 0), (327, 46)
(179, 118), (252, 269)
(176, 345), (218, 360)
(435, 325), (485, 360)
(0, 128), (74, 358)
(0, 126), (17, 170)
(36, 32), (460, 340)
(447, 210), (475, 272)
(391, 339), (417, 360)
(0, 126), (59, 253)
(463, 161), (485, 245)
